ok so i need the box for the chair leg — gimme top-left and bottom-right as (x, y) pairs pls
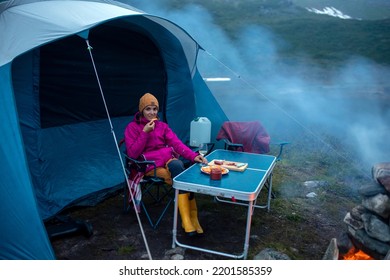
(141, 192), (174, 229)
(140, 182), (174, 229)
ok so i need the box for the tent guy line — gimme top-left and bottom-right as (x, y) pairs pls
(85, 38), (153, 260)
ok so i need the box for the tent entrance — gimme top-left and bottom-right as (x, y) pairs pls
(13, 23), (168, 220)
(40, 24), (167, 128)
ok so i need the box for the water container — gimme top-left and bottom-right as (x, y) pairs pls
(190, 117), (211, 147)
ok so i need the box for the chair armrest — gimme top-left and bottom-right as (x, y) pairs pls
(221, 139), (244, 151)
(123, 154), (159, 177)
(119, 139), (162, 178)
(206, 142), (215, 154)
(270, 141), (290, 161)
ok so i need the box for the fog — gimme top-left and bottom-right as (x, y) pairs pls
(125, 1), (390, 175)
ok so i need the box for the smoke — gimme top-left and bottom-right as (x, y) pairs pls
(125, 1), (390, 172)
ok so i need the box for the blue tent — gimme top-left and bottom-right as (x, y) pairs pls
(0, 0), (227, 259)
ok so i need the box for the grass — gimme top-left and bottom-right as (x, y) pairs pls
(118, 245), (136, 255)
(239, 130), (367, 259)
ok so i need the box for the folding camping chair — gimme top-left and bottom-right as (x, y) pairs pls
(119, 140), (174, 229)
(216, 121), (289, 161)
(215, 121), (290, 209)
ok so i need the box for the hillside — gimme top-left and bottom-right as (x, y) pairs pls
(128, 0), (390, 67)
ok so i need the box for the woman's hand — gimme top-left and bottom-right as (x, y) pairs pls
(194, 155), (208, 164)
(143, 120), (156, 133)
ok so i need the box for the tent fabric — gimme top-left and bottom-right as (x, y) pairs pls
(0, 64), (55, 259)
(0, 0), (228, 259)
(0, 0), (143, 66)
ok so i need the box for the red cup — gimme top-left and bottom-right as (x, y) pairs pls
(210, 166), (222, 180)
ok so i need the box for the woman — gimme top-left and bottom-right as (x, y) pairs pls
(124, 93), (207, 236)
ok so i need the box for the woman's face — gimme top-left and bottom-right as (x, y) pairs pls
(142, 105), (158, 121)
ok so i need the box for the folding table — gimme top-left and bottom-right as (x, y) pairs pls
(172, 149), (277, 259)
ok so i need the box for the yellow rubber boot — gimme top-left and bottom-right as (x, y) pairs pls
(178, 193), (196, 236)
(189, 198), (203, 234)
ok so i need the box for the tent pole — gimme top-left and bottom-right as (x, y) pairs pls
(84, 39), (153, 260)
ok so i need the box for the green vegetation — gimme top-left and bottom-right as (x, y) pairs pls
(166, 0), (390, 67)
(118, 245), (135, 255)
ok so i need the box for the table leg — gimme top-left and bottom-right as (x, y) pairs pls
(171, 188), (179, 249)
(171, 192), (259, 259)
(243, 200), (254, 260)
(171, 191), (248, 259)
(266, 174), (273, 212)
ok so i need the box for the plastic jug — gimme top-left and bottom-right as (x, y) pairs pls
(190, 117), (211, 147)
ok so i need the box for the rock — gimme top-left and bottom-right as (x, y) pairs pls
(253, 248), (290, 260)
(385, 250), (390, 260)
(359, 182), (387, 197)
(322, 238), (339, 260)
(350, 205), (366, 221)
(337, 232), (354, 255)
(303, 181), (329, 188)
(372, 162), (390, 192)
(343, 212), (364, 230)
(170, 254), (184, 260)
(306, 192), (317, 198)
(164, 247), (185, 257)
(348, 228), (390, 258)
(362, 193), (390, 219)
(140, 253), (150, 259)
(361, 213), (390, 242)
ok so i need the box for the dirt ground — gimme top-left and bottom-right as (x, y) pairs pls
(50, 169), (360, 260)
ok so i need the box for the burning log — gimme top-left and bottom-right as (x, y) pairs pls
(341, 247), (374, 260)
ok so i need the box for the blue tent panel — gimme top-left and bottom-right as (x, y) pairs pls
(0, 64), (55, 259)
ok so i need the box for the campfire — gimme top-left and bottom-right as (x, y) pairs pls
(323, 162), (390, 260)
(340, 247), (374, 260)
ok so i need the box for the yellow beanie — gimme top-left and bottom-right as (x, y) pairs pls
(139, 93), (159, 112)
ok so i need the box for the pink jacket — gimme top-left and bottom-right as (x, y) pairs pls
(124, 113), (198, 173)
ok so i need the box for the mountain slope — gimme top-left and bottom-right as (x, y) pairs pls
(123, 1), (390, 66)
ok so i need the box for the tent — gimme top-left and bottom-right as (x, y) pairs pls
(0, 0), (228, 259)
